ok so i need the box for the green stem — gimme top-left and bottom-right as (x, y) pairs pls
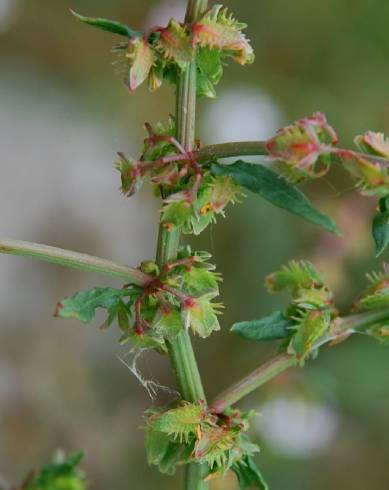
(156, 227), (206, 403)
(185, 0), (208, 23)
(197, 141), (268, 162)
(197, 140), (389, 166)
(210, 307), (389, 413)
(211, 354), (296, 414)
(337, 307), (389, 331)
(155, 1), (208, 489)
(0, 239), (150, 286)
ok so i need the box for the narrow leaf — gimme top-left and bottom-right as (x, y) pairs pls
(70, 10), (142, 38)
(212, 161), (341, 235)
(0, 239), (150, 285)
(372, 211), (389, 257)
(232, 311), (293, 342)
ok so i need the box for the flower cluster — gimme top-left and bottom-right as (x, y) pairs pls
(265, 260), (336, 363)
(56, 247), (222, 351)
(350, 264), (389, 344)
(116, 119), (243, 235)
(340, 131), (389, 197)
(74, 5), (254, 97)
(145, 401), (262, 483)
(265, 112), (338, 182)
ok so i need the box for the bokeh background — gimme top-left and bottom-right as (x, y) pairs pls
(1, 0), (389, 489)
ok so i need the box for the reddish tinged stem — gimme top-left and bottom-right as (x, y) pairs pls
(162, 256), (195, 274)
(160, 284), (194, 304)
(139, 153), (193, 172)
(145, 132), (188, 156)
(134, 296), (147, 334)
(189, 158), (203, 199)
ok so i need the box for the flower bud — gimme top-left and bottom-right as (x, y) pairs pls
(266, 112), (338, 182)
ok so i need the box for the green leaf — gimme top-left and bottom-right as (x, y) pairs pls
(182, 266), (220, 296)
(56, 287), (130, 324)
(232, 311), (293, 342)
(212, 161), (341, 235)
(26, 452), (86, 490)
(153, 308), (183, 340)
(145, 429), (172, 470)
(372, 211), (389, 257)
(145, 427), (193, 475)
(232, 456), (269, 490)
(70, 10), (141, 38)
(197, 72), (217, 98)
(196, 47), (223, 98)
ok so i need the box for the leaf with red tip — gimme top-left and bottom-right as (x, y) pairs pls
(192, 5), (254, 65)
(183, 294), (223, 338)
(355, 131), (389, 158)
(155, 19), (193, 68)
(265, 112), (337, 182)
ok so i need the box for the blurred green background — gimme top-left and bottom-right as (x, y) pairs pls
(1, 1), (389, 489)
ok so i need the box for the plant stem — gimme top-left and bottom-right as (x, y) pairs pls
(210, 307), (389, 413)
(197, 141), (268, 162)
(155, 1), (208, 489)
(337, 307), (389, 331)
(211, 354), (296, 413)
(185, 0), (208, 23)
(0, 239), (150, 285)
(197, 141), (389, 166)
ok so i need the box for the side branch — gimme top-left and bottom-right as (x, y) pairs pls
(210, 307), (389, 413)
(197, 141), (267, 162)
(211, 354), (296, 414)
(197, 140), (389, 166)
(0, 239), (151, 286)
